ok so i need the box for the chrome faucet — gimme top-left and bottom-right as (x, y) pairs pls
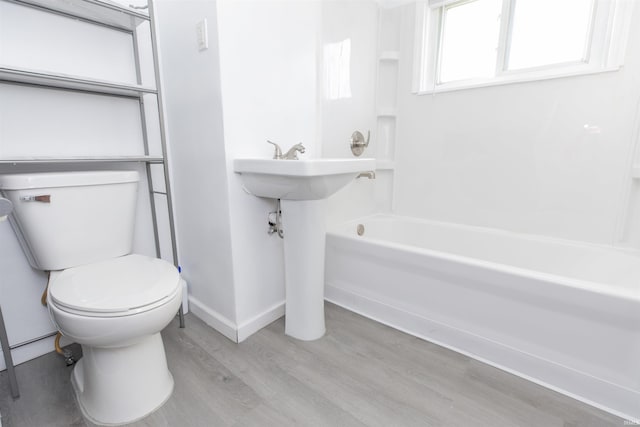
(283, 143), (305, 160)
(267, 140), (306, 160)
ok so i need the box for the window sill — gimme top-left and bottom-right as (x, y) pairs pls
(414, 64), (622, 95)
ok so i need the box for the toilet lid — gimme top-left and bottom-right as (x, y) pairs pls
(49, 254), (180, 314)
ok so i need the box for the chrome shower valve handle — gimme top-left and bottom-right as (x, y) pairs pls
(350, 130), (370, 156)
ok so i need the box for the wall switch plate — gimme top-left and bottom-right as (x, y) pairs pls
(196, 19), (208, 51)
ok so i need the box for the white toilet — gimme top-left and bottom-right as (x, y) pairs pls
(0, 170), (182, 426)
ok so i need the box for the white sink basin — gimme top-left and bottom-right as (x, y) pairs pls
(233, 158), (376, 200)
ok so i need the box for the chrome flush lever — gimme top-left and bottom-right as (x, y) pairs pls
(20, 195), (51, 203)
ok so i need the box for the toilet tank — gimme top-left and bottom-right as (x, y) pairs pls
(0, 171), (139, 271)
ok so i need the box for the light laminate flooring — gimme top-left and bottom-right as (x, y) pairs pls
(0, 303), (626, 426)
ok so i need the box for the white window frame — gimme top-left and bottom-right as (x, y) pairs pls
(413, 0), (635, 94)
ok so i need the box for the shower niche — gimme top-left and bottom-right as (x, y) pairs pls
(375, 7), (400, 170)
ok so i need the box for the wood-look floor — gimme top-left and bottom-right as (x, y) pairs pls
(0, 303), (625, 426)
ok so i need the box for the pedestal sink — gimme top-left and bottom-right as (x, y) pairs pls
(234, 158), (376, 340)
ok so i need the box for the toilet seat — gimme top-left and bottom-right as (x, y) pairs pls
(49, 254), (180, 318)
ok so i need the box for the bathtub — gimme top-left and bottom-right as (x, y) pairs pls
(325, 214), (640, 420)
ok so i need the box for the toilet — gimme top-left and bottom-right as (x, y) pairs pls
(0, 170), (182, 425)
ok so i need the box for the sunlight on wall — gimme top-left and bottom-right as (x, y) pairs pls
(324, 38), (352, 100)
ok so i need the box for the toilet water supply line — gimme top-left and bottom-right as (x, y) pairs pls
(41, 273), (75, 366)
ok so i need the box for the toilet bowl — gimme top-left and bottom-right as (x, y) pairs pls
(48, 255), (182, 425)
(0, 171), (181, 425)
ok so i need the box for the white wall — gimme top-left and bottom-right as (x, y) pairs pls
(153, 0), (381, 342)
(217, 0), (386, 338)
(320, 1), (378, 159)
(0, 1), (137, 83)
(390, 4), (640, 247)
(153, 0), (238, 338)
(320, 1), (382, 227)
(160, 0), (381, 341)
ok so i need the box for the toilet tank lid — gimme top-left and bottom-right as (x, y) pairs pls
(0, 170), (139, 190)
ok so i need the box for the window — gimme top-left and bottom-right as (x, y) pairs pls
(439, 0), (501, 82)
(508, 0), (592, 70)
(416, 0), (634, 93)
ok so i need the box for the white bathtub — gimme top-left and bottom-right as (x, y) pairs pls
(325, 214), (640, 420)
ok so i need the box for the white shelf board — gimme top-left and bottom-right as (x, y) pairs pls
(0, 65), (156, 97)
(376, 160), (396, 170)
(379, 51), (400, 61)
(377, 109), (397, 117)
(10, 0), (149, 31)
(0, 156), (164, 165)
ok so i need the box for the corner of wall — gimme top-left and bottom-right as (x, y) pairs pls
(155, 0), (238, 334)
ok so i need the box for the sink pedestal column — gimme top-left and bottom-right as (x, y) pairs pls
(281, 198), (327, 341)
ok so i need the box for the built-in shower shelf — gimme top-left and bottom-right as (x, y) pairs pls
(631, 166), (640, 179)
(377, 109), (397, 118)
(10, 0), (149, 31)
(0, 156), (164, 165)
(375, 160), (396, 170)
(379, 51), (400, 61)
(0, 66), (157, 97)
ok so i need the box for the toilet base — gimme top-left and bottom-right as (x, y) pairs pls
(71, 332), (174, 426)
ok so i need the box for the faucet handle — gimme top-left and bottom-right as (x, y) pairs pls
(267, 140), (283, 159)
(350, 130), (370, 157)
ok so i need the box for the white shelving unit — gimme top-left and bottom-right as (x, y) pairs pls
(0, 65), (157, 96)
(11, 0), (149, 30)
(0, 0), (182, 323)
(0, 156), (165, 165)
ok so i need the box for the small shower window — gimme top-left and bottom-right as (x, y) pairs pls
(416, 0), (634, 93)
(507, 0), (593, 71)
(438, 0), (501, 83)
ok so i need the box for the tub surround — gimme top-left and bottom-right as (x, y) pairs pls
(391, 4), (640, 248)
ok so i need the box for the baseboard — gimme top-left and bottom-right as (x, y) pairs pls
(326, 282), (640, 421)
(237, 301), (285, 343)
(1, 298), (283, 370)
(188, 296), (238, 343)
